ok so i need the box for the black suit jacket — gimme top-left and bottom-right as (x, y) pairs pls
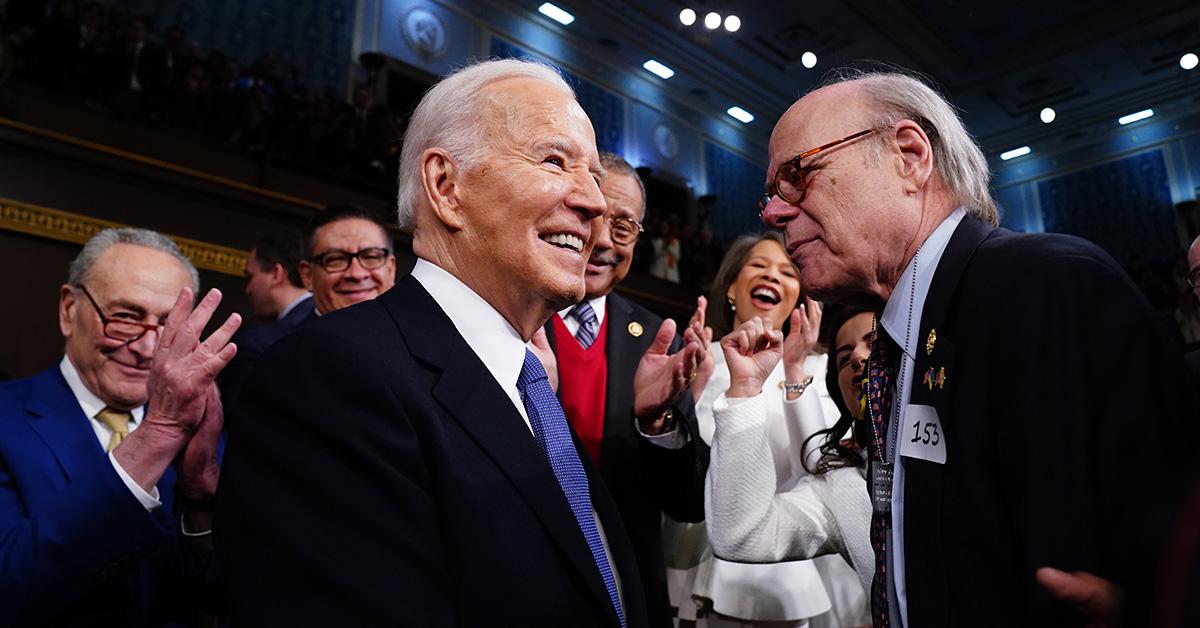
(218, 295), (315, 419)
(545, 292), (708, 627)
(217, 276), (648, 627)
(893, 217), (1199, 626)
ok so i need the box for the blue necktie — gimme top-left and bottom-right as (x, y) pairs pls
(518, 349), (625, 627)
(570, 302), (599, 349)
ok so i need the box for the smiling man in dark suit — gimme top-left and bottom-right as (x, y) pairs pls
(757, 71), (1198, 627)
(545, 151), (706, 627)
(218, 59), (703, 627)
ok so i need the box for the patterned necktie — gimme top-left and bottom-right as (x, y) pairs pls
(867, 329), (898, 628)
(569, 301), (599, 349)
(517, 349), (625, 627)
(95, 407), (132, 453)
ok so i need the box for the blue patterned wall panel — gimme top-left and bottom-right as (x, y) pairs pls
(704, 142), (766, 241)
(489, 38), (624, 155)
(376, 0), (477, 78)
(1038, 149), (1177, 265)
(631, 102), (700, 181)
(116, 0), (354, 90)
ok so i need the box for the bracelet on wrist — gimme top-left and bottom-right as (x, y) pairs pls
(780, 375), (814, 396)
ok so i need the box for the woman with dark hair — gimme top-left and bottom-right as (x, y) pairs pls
(704, 301), (879, 612)
(665, 232), (867, 628)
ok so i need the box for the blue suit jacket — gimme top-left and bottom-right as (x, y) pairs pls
(0, 365), (190, 627)
(218, 295), (316, 419)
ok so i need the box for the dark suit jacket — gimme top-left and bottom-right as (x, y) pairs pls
(545, 291), (707, 627)
(218, 295), (315, 418)
(893, 216), (1199, 627)
(0, 365), (190, 627)
(217, 276), (649, 627)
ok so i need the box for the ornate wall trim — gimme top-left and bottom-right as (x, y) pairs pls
(0, 197), (247, 277)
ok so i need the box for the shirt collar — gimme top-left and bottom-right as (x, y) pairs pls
(880, 207), (966, 360)
(557, 293), (608, 326)
(410, 259), (529, 393)
(277, 293), (312, 320)
(59, 355), (145, 423)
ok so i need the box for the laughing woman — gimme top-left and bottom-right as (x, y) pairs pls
(666, 232), (868, 628)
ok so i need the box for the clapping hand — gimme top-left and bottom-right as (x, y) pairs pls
(782, 298), (822, 395)
(632, 318), (703, 434)
(720, 316), (783, 398)
(687, 296), (715, 399)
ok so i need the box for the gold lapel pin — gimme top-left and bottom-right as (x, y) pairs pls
(935, 367), (947, 389)
(925, 329), (937, 356)
(627, 322), (644, 337)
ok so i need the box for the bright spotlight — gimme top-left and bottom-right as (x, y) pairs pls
(643, 59), (675, 80)
(1117, 109), (1154, 125)
(679, 8), (696, 26)
(1040, 107), (1056, 124)
(704, 12), (721, 29)
(537, 3), (574, 26)
(801, 51), (817, 69)
(724, 15), (741, 32)
(1182, 53), (1199, 71)
(1000, 146), (1031, 161)
(726, 106), (754, 123)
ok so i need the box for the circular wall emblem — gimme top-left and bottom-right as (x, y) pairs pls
(401, 7), (447, 58)
(652, 122), (679, 161)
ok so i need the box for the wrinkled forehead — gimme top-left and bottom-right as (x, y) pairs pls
(480, 78), (599, 160)
(767, 83), (869, 173)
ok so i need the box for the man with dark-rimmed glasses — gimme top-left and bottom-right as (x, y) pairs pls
(705, 71), (1198, 628)
(0, 227), (240, 626)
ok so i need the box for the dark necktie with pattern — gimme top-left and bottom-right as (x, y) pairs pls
(867, 327), (898, 628)
(517, 348), (626, 627)
(569, 301), (599, 349)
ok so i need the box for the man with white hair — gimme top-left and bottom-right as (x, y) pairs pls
(219, 58), (703, 627)
(0, 227), (240, 626)
(747, 72), (1199, 626)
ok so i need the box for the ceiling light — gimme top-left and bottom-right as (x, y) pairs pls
(643, 59), (675, 80)
(679, 8), (696, 26)
(801, 51), (818, 69)
(537, 3), (574, 26)
(1039, 107), (1056, 124)
(1182, 53), (1199, 71)
(1000, 146), (1031, 161)
(726, 106), (754, 123)
(724, 15), (741, 32)
(704, 12), (721, 29)
(1117, 109), (1154, 125)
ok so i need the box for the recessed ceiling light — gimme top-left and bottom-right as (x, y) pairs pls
(724, 15), (741, 32)
(727, 106), (754, 123)
(1182, 53), (1199, 71)
(537, 3), (574, 26)
(1000, 146), (1031, 161)
(643, 59), (675, 80)
(801, 51), (818, 69)
(704, 12), (721, 30)
(679, 8), (696, 26)
(1117, 109), (1154, 125)
(1039, 107), (1056, 124)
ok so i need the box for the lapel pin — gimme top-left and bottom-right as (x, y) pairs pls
(627, 322), (644, 337)
(935, 367), (947, 389)
(925, 329), (937, 356)
(923, 367), (934, 390)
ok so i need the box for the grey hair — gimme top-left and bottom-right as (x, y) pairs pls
(68, 227), (201, 292)
(826, 70), (998, 226)
(396, 58), (575, 229)
(598, 151), (646, 219)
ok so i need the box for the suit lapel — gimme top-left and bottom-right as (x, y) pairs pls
(903, 216), (993, 627)
(601, 294), (641, 468)
(382, 277), (620, 620)
(24, 366), (104, 485)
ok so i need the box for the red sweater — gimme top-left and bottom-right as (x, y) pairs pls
(551, 313), (608, 466)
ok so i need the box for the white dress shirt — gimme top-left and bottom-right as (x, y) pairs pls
(59, 356), (161, 511)
(878, 207), (965, 627)
(410, 259), (624, 605)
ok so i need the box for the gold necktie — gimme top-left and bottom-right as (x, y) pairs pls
(95, 407), (132, 453)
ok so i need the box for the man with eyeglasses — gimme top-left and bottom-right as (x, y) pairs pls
(219, 205), (396, 416)
(718, 71), (1199, 627)
(0, 227), (240, 626)
(542, 151), (707, 627)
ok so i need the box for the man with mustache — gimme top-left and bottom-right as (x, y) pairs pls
(0, 227), (240, 626)
(543, 151), (707, 627)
